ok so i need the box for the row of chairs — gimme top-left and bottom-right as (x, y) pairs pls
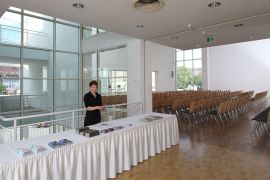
(153, 90), (239, 101)
(173, 95), (253, 128)
(153, 90), (243, 113)
(102, 95), (127, 105)
(153, 90), (268, 129)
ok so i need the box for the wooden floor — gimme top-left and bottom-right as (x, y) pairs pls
(113, 99), (270, 180)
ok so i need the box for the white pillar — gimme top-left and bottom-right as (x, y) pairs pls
(127, 40), (146, 114)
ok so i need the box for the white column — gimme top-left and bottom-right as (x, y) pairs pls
(127, 40), (146, 114)
(202, 48), (209, 90)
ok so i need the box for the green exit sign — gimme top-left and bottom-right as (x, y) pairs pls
(206, 36), (214, 43)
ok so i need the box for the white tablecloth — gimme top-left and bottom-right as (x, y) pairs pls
(0, 113), (179, 180)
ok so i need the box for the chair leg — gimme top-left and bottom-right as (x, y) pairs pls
(218, 114), (225, 126)
(263, 123), (270, 137)
(214, 116), (220, 128)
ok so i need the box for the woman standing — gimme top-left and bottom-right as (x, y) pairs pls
(84, 80), (104, 126)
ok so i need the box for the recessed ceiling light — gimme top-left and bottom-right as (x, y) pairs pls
(72, 3), (84, 9)
(208, 2), (222, 8)
(234, 23), (244, 28)
(202, 31), (206, 34)
(136, 25), (144, 28)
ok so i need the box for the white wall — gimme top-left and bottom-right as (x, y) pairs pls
(82, 32), (133, 53)
(207, 39), (270, 95)
(145, 41), (176, 92)
(99, 47), (128, 71)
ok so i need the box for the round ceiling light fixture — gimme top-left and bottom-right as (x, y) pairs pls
(134, 0), (165, 12)
(208, 2), (222, 8)
(72, 3), (85, 9)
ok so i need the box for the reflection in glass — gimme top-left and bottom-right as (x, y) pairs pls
(24, 16), (53, 49)
(0, 45), (20, 114)
(0, 45), (20, 97)
(83, 79), (91, 95)
(56, 23), (79, 52)
(82, 52), (97, 79)
(23, 48), (53, 79)
(23, 79), (53, 110)
(0, 12), (21, 45)
(55, 52), (78, 79)
(55, 80), (79, 107)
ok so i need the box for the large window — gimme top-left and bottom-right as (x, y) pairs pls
(0, 7), (80, 118)
(0, 7), (127, 125)
(176, 49), (202, 90)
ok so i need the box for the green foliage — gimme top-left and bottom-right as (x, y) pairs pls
(176, 66), (193, 89)
(193, 74), (203, 90)
(0, 83), (5, 94)
(176, 66), (203, 90)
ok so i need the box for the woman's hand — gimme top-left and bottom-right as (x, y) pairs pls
(86, 106), (105, 111)
(98, 106), (105, 110)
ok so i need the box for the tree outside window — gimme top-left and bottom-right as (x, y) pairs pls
(176, 49), (203, 90)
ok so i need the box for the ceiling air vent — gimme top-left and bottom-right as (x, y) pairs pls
(134, 0), (165, 12)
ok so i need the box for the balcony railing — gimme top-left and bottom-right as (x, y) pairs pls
(0, 102), (143, 143)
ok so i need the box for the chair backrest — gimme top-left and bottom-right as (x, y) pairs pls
(189, 101), (196, 113)
(217, 102), (224, 114)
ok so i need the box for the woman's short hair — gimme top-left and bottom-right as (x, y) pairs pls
(89, 80), (98, 87)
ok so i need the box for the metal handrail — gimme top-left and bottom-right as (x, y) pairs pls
(0, 102), (142, 142)
(0, 102), (140, 121)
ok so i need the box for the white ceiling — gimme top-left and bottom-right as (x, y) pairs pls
(1, 0), (270, 49)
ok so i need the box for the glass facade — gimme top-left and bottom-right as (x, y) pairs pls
(0, 8), (80, 118)
(176, 49), (203, 90)
(0, 7), (127, 122)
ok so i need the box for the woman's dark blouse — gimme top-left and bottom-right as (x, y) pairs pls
(84, 92), (102, 126)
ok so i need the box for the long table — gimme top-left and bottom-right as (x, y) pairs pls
(0, 113), (179, 180)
